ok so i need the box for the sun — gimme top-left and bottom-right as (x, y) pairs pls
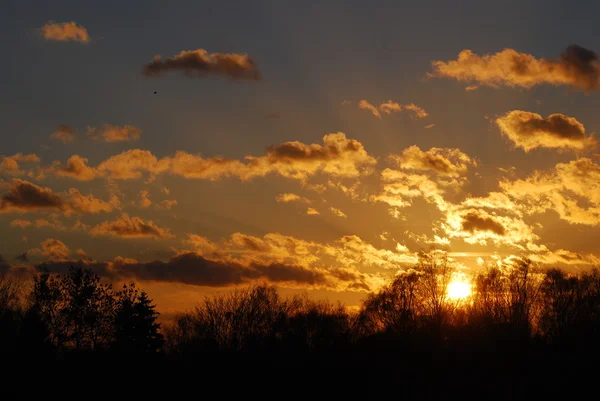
(447, 279), (472, 301)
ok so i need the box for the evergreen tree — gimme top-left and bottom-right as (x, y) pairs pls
(113, 283), (164, 353)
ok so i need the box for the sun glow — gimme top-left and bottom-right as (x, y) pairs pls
(447, 279), (472, 300)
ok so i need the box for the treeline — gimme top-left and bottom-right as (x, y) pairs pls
(1, 251), (600, 397)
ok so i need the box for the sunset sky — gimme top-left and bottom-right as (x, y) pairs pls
(3, 0), (600, 317)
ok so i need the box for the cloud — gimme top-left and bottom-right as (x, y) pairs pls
(87, 124), (142, 143)
(359, 100), (382, 118)
(275, 193), (310, 204)
(460, 211), (506, 236)
(39, 238), (70, 261)
(390, 145), (477, 178)
(0, 179), (66, 213)
(11, 219), (32, 228)
(50, 125), (76, 143)
(442, 206), (537, 247)
(500, 158), (600, 225)
(96, 149), (167, 180)
(306, 207), (320, 215)
(113, 253), (332, 288)
(424, 124), (436, 129)
(142, 49), (262, 81)
(51, 133), (377, 182)
(40, 21), (89, 43)
(528, 248), (600, 266)
(90, 214), (173, 239)
(359, 100), (428, 119)
(139, 190), (152, 208)
(0, 179), (117, 215)
(371, 169), (448, 211)
(0, 153), (40, 175)
(430, 45), (600, 91)
(496, 110), (596, 152)
(53, 155), (100, 181)
(158, 199), (178, 210)
(8, 154), (40, 163)
(329, 207), (347, 218)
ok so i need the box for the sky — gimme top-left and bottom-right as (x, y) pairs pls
(2, 0), (600, 317)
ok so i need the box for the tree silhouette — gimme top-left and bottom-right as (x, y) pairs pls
(30, 266), (115, 352)
(113, 283), (164, 353)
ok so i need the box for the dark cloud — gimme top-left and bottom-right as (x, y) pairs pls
(142, 49), (262, 81)
(113, 252), (329, 287)
(0, 179), (117, 215)
(0, 179), (65, 213)
(461, 212), (506, 236)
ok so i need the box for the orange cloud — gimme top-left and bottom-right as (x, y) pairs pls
(87, 124), (142, 143)
(143, 49), (262, 81)
(430, 45), (600, 91)
(138, 190), (152, 208)
(306, 207), (320, 215)
(11, 219), (32, 228)
(54, 155), (100, 181)
(90, 214), (173, 239)
(40, 22), (89, 43)
(496, 110), (596, 152)
(0, 153), (40, 176)
(50, 125), (76, 143)
(359, 100), (428, 119)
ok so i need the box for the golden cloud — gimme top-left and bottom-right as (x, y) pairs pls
(359, 100), (428, 119)
(87, 124), (141, 143)
(430, 45), (600, 91)
(49, 133), (377, 182)
(275, 193), (311, 203)
(142, 49), (262, 81)
(500, 158), (600, 225)
(329, 207), (347, 218)
(40, 22), (89, 43)
(389, 145), (477, 178)
(496, 110), (596, 152)
(442, 206), (537, 247)
(90, 213), (173, 239)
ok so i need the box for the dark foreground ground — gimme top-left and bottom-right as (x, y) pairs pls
(3, 342), (595, 401)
